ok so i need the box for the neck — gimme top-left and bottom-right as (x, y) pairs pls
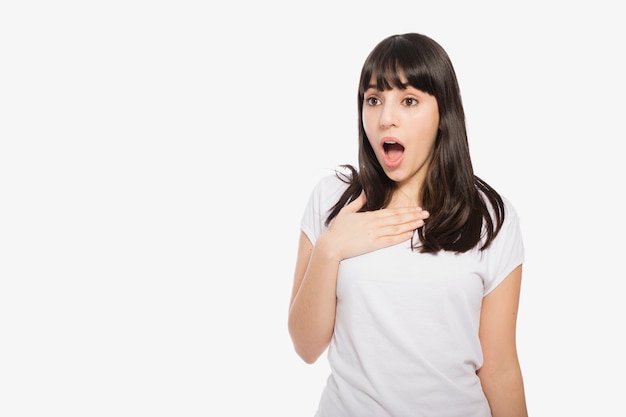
(388, 184), (421, 208)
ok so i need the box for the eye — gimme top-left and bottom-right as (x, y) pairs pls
(403, 97), (419, 106)
(365, 96), (380, 106)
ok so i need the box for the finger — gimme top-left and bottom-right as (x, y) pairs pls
(368, 211), (426, 236)
(343, 191), (366, 213)
(374, 207), (428, 223)
(379, 218), (423, 237)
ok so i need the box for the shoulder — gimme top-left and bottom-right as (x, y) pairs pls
(500, 195), (521, 228)
(477, 183), (519, 223)
(300, 172), (351, 244)
(482, 192), (524, 250)
(477, 186), (523, 249)
(311, 171), (351, 202)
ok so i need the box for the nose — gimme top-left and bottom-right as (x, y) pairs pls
(379, 103), (398, 129)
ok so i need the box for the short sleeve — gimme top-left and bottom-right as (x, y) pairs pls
(482, 198), (525, 295)
(300, 174), (348, 246)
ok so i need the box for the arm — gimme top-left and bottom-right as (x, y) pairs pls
(477, 264), (528, 417)
(287, 231), (340, 364)
(288, 192), (428, 364)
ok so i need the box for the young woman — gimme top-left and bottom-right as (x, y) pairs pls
(288, 33), (528, 417)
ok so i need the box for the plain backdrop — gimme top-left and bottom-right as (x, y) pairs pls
(1, 1), (624, 416)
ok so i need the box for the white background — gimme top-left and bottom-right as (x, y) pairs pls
(1, 1), (625, 416)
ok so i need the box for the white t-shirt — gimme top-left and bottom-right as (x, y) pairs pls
(300, 174), (525, 417)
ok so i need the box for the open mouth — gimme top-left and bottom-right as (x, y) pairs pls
(383, 141), (405, 163)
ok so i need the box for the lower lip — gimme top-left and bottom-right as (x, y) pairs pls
(383, 153), (403, 169)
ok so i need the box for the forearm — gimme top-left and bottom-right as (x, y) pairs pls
(288, 239), (340, 364)
(478, 365), (528, 417)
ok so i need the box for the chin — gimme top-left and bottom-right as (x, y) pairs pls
(383, 171), (404, 183)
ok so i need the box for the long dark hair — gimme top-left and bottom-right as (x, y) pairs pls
(325, 33), (504, 254)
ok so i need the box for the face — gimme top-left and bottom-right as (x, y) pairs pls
(362, 76), (440, 193)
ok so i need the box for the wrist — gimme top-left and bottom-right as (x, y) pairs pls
(315, 233), (343, 264)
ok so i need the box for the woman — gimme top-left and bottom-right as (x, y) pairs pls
(288, 33), (528, 417)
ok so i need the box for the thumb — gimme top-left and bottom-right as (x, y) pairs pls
(344, 191), (366, 213)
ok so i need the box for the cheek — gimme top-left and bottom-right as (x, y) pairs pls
(362, 111), (377, 138)
(361, 112), (370, 131)
(412, 112), (439, 139)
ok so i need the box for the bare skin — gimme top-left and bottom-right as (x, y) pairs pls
(362, 80), (439, 202)
(477, 264), (529, 416)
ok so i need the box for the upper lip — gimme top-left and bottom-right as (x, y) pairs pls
(380, 136), (404, 149)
